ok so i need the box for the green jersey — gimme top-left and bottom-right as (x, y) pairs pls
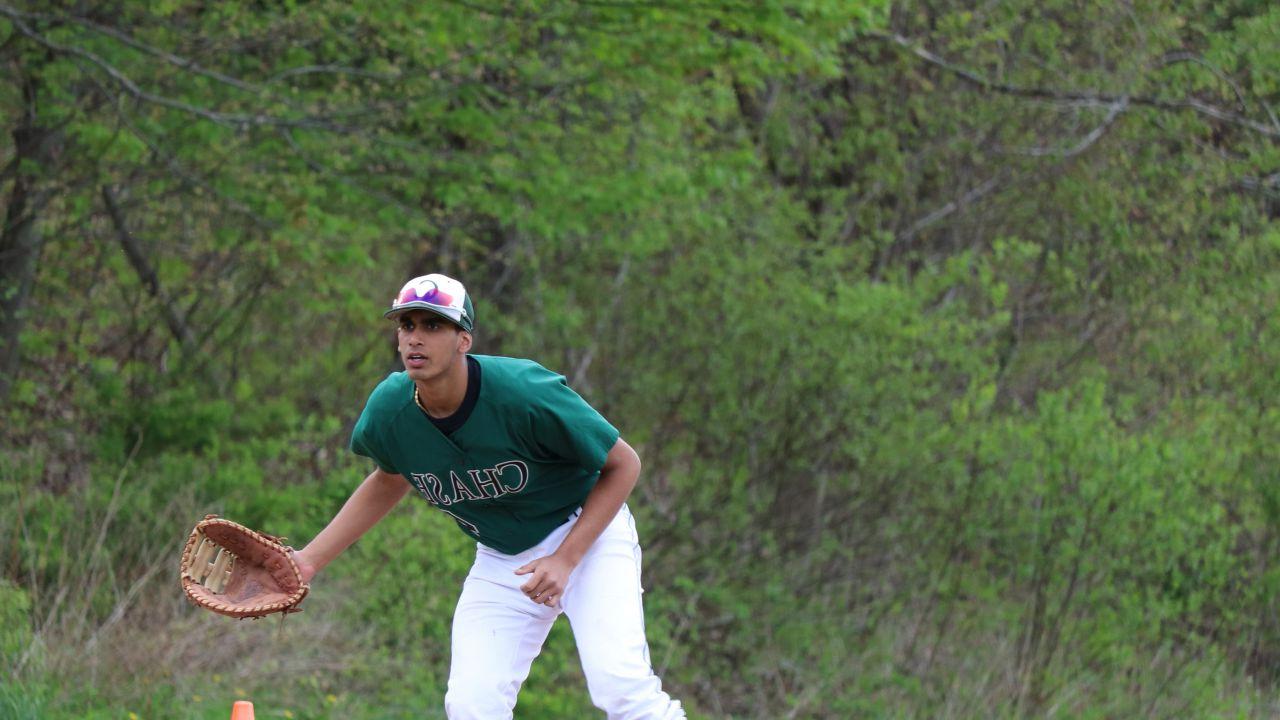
(349, 355), (620, 554)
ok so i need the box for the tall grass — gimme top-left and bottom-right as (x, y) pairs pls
(0, 444), (391, 718)
(4, 441), (1279, 719)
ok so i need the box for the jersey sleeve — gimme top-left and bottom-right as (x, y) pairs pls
(525, 367), (621, 472)
(350, 398), (398, 474)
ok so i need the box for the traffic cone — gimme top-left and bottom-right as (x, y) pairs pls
(230, 700), (255, 720)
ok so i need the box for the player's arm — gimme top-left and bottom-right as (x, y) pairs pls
(292, 466), (410, 583)
(554, 437), (641, 564)
(515, 437), (640, 605)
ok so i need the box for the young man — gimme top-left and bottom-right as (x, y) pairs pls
(292, 273), (685, 720)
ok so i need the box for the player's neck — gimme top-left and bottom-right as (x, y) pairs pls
(414, 356), (469, 418)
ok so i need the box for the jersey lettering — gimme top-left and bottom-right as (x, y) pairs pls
(408, 472), (447, 505)
(493, 460), (530, 494)
(411, 460), (530, 506)
(470, 469), (502, 499)
(449, 470), (482, 501)
(426, 473), (444, 504)
(354, 359), (616, 554)
(408, 472), (433, 503)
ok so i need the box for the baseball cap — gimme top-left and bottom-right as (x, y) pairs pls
(384, 273), (474, 332)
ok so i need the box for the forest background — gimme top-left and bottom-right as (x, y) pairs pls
(1, 1), (1278, 718)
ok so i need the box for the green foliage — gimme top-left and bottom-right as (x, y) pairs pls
(0, 679), (46, 720)
(2, 0), (1279, 717)
(0, 579), (32, 667)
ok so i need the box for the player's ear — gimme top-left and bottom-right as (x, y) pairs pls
(458, 330), (473, 354)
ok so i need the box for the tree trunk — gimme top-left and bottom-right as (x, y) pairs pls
(0, 118), (56, 402)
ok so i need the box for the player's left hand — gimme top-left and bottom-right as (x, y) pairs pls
(514, 553), (576, 607)
(291, 547), (318, 585)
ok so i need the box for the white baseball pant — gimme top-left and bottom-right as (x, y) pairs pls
(445, 504), (685, 719)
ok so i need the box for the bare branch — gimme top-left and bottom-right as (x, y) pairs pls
(267, 64), (401, 84)
(107, 96), (279, 231)
(0, 3), (354, 132)
(28, 6), (264, 95)
(999, 98), (1129, 157)
(1238, 173), (1280, 195)
(101, 185), (199, 352)
(873, 32), (1280, 140)
(278, 127), (417, 215)
(572, 0), (757, 10)
(1156, 51), (1250, 112)
(901, 175), (1002, 243)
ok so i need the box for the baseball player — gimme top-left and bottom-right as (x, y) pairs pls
(291, 273), (685, 719)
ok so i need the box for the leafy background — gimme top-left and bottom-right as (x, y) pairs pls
(1, 1), (1278, 718)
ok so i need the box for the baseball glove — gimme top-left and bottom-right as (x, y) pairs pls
(179, 514), (309, 619)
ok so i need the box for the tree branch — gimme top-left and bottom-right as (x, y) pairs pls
(999, 98), (1129, 157)
(101, 185), (198, 352)
(105, 93), (279, 231)
(0, 3), (354, 132)
(1156, 51), (1250, 112)
(901, 174), (1002, 243)
(278, 127), (417, 215)
(26, 6), (264, 95)
(267, 64), (401, 84)
(873, 31), (1280, 140)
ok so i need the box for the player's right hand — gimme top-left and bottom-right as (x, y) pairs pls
(514, 553), (575, 607)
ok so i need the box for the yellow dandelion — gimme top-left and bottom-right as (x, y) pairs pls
(283, 711), (294, 719)
(192, 695), (203, 703)
(128, 713), (139, 720)
(326, 694), (338, 704)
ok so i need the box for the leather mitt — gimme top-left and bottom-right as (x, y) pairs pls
(179, 514), (309, 619)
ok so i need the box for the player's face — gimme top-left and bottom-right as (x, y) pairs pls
(395, 310), (470, 383)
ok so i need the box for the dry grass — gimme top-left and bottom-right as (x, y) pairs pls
(2, 451), (380, 716)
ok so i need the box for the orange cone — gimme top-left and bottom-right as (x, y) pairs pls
(230, 700), (255, 720)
